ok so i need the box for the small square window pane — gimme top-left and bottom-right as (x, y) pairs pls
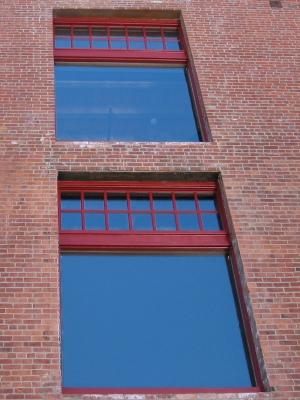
(74, 28), (90, 48)
(84, 193), (104, 210)
(130, 194), (150, 210)
(62, 212), (82, 230)
(179, 214), (199, 231)
(109, 214), (129, 230)
(93, 27), (107, 38)
(166, 40), (181, 51)
(108, 194), (128, 210)
(147, 29), (161, 38)
(93, 39), (109, 48)
(132, 214), (153, 230)
(61, 193), (81, 210)
(85, 213), (105, 230)
(129, 40), (145, 50)
(111, 39), (127, 49)
(156, 214), (176, 231)
(199, 197), (217, 211)
(55, 27), (71, 48)
(202, 214), (222, 230)
(153, 195), (173, 211)
(176, 195), (196, 211)
(164, 29), (179, 39)
(147, 40), (164, 50)
(128, 28), (144, 38)
(110, 28), (125, 38)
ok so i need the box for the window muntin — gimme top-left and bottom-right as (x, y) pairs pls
(55, 65), (200, 142)
(61, 253), (255, 389)
(54, 25), (181, 51)
(60, 189), (222, 232)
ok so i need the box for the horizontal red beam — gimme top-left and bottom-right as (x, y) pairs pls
(62, 387), (261, 394)
(58, 180), (217, 192)
(54, 49), (187, 64)
(60, 232), (230, 249)
(54, 17), (180, 27)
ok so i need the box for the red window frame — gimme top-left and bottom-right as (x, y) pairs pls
(53, 17), (209, 141)
(58, 180), (263, 394)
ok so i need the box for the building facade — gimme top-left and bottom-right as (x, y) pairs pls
(1, 0), (299, 399)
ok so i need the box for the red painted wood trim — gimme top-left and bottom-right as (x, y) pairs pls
(54, 49), (187, 63)
(58, 180), (217, 192)
(59, 232), (230, 249)
(54, 17), (180, 27)
(62, 387), (261, 394)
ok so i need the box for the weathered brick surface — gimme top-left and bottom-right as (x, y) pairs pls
(0, 0), (299, 399)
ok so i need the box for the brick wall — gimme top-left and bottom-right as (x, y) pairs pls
(0, 0), (299, 399)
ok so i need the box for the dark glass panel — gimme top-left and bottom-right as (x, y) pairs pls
(85, 213), (105, 230)
(84, 193), (104, 210)
(130, 194), (150, 210)
(199, 197), (217, 211)
(178, 214), (199, 231)
(108, 194), (127, 210)
(61, 254), (254, 388)
(61, 212), (82, 230)
(153, 194), (173, 211)
(202, 214), (222, 230)
(128, 28), (144, 38)
(132, 213), (153, 230)
(73, 27), (90, 48)
(55, 27), (71, 48)
(164, 28), (178, 39)
(156, 213), (176, 230)
(110, 27), (125, 38)
(61, 193), (81, 210)
(108, 213), (129, 230)
(146, 28), (162, 38)
(55, 66), (200, 142)
(175, 194), (196, 211)
(146, 29), (163, 50)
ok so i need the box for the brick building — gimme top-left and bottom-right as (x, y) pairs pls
(1, 0), (299, 399)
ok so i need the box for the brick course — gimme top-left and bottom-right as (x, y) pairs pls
(0, 0), (299, 399)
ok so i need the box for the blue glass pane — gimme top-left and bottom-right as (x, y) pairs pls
(55, 37), (71, 48)
(131, 195), (150, 210)
(147, 40), (164, 50)
(176, 195), (196, 211)
(84, 193), (104, 210)
(202, 214), (222, 230)
(179, 214), (199, 231)
(61, 193), (81, 210)
(85, 213), (105, 230)
(61, 254), (254, 388)
(108, 195), (127, 210)
(111, 39), (127, 49)
(132, 214), (153, 231)
(129, 40), (145, 50)
(199, 197), (217, 211)
(166, 40), (181, 50)
(55, 66), (200, 141)
(109, 213), (129, 230)
(61, 212), (82, 230)
(73, 39), (90, 48)
(156, 213), (176, 230)
(93, 39), (109, 48)
(153, 195), (173, 210)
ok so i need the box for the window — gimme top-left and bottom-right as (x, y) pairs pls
(58, 180), (263, 394)
(54, 18), (205, 141)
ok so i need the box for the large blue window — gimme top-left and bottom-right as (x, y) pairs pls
(60, 253), (255, 390)
(55, 65), (200, 142)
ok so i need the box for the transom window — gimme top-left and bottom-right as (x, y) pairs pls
(60, 190), (222, 232)
(54, 18), (206, 142)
